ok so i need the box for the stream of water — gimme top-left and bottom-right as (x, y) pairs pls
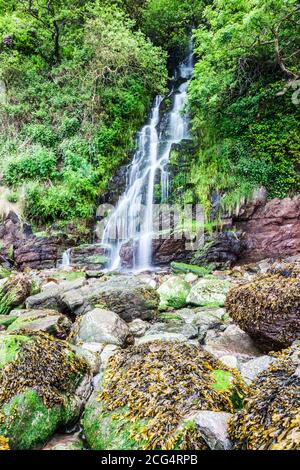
(102, 46), (194, 271)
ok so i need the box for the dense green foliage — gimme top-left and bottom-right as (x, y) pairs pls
(188, 0), (300, 215)
(0, 1), (169, 225)
(0, 0), (299, 227)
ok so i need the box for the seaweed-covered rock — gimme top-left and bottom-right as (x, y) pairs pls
(158, 276), (191, 309)
(5, 309), (71, 339)
(182, 411), (233, 450)
(225, 271), (300, 351)
(187, 277), (231, 307)
(0, 332), (91, 449)
(82, 341), (248, 450)
(229, 343), (300, 450)
(0, 274), (36, 315)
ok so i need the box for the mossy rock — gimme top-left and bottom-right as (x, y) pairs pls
(229, 343), (300, 450)
(225, 270), (300, 351)
(0, 267), (11, 279)
(82, 341), (248, 450)
(0, 273), (37, 315)
(171, 262), (213, 277)
(187, 276), (231, 307)
(0, 315), (17, 329)
(0, 332), (91, 449)
(158, 276), (191, 309)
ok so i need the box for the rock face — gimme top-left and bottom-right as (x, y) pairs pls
(0, 332), (91, 449)
(70, 244), (108, 271)
(191, 232), (243, 269)
(14, 236), (65, 271)
(82, 341), (247, 450)
(74, 308), (131, 347)
(229, 343), (300, 450)
(235, 195), (300, 262)
(226, 270), (300, 352)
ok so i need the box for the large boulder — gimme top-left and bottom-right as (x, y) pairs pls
(0, 332), (91, 450)
(25, 278), (85, 311)
(229, 343), (300, 450)
(158, 276), (191, 309)
(187, 277), (231, 307)
(74, 308), (131, 347)
(204, 325), (261, 360)
(82, 341), (248, 450)
(0, 273), (36, 315)
(225, 270), (300, 351)
(60, 275), (159, 321)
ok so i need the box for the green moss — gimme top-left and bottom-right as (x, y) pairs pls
(0, 316), (17, 329)
(0, 389), (63, 450)
(211, 369), (233, 392)
(158, 313), (183, 323)
(0, 267), (11, 279)
(83, 403), (147, 450)
(171, 262), (214, 277)
(0, 335), (32, 369)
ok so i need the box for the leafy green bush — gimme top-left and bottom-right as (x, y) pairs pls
(4, 147), (57, 186)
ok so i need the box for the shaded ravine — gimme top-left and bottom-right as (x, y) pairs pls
(101, 46), (194, 271)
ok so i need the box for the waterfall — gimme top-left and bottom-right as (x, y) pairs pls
(60, 248), (71, 268)
(102, 45), (193, 271)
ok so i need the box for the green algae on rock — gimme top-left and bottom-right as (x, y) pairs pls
(158, 276), (191, 309)
(187, 277), (231, 307)
(0, 274), (37, 315)
(0, 332), (91, 449)
(225, 270), (300, 351)
(82, 341), (248, 450)
(228, 343), (300, 450)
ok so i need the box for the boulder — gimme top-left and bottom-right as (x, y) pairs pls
(82, 341), (248, 450)
(140, 321), (198, 342)
(60, 275), (159, 321)
(183, 411), (233, 450)
(0, 332), (91, 450)
(229, 343), (300, 450)
(74, 308), (131, 347)
(0, 273), (36, 315)
(204, 325), (261, 360)
(225, 270), (300, 351)
(6, 309), (71, 339)
(70, 244), (109, 270)
(72, 342), (104, 375)
(14, 235), (65, 270)
(187, 277), (231, 307)
(43, 432), (84, 450)
(158, 276), (191, 309)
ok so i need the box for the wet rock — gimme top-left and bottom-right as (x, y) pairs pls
(226, 270), (300, 351)
(15, 235), (65, 270)
(72, 342), (104, 375)
(0, 332), (91, 450)
(187, 277), (231, 307)
(204, 325), (261, 360)
(158, 276), (191, 309)
(191, 231), (243, 269)
(74, 308), (131, 347)
(6, 309), (71, 339)
(43, 432), (84, 450)
(183, 411), (233, 450)
(140, 321), (198, 341)
(240, 356), (275, 385)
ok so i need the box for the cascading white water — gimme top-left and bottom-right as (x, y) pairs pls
(60, 248), (71, 268)
(102, 46), (193, 271)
